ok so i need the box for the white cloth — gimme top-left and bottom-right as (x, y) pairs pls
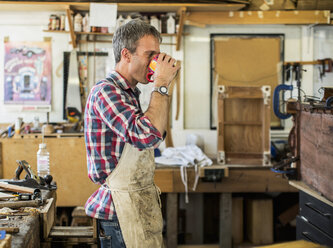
(155, 145), (212, 203)
(155, 145), (212, 167)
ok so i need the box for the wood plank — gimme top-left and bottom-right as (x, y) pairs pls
(40, 198), (56, 239)
(176, 7), (186, 51)
(154, 168), (174, 192)
(289, 180), (333, 208)
(0, 200), (40, 208)
(246, 199), (273, 245)
(232, 197), (243, 245)
(66, 7), (76, 48)
(49, 226), (93, 237)
(166, 193), (178, 248)
(219, 193), (232, 248)
(0, 182), (36, 194)
(185, 10), (330, 25)
(172, 168), (297, 193)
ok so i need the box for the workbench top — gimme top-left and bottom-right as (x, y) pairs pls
(0, 190), (55, 248)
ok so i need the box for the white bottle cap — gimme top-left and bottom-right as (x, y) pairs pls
(39, 143), (46, 149)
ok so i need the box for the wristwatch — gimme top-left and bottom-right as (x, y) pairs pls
(152, 86), (169, 96)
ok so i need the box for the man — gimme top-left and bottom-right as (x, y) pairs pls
(84, 19), (180, 248)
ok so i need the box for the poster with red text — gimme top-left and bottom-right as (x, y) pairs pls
(4, 41), (52, 105)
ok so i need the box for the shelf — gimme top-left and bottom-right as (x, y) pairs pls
(185, 10), (330, 26)
(75, 32), (177, 37)
(43, 30), (69, 33)
(223, 121), (262, 126)
(0, 1), (245, 12)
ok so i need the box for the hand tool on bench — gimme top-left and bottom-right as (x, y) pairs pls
(3, 160), (56, 191)
(0, 182), (41, 200)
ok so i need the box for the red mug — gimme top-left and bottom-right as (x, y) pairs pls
(146, 54), (159, 83)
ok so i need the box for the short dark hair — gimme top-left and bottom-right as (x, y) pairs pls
(112, 19), (162, 64)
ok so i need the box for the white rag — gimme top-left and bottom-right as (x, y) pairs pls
(155, 145), (212, 203)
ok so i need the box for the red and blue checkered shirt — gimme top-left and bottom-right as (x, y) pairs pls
(84, 71), (163, 220)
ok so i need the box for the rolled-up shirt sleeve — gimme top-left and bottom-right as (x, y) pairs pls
(94, 84), (163, 149)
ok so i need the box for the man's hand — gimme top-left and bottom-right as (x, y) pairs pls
(153, 53), (180, 87)
(144, 53), (181, 137)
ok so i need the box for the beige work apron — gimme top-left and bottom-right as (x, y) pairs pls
(105, 143), (163, 248)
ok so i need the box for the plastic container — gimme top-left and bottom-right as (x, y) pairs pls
(37, 143), (50, 178)
(150, 15), (161, 32)
(74, 13), (82, 32)
(167, 13), (175, 34)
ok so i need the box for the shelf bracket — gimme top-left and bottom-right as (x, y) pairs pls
(66, 6), (77, 49)
(176, 7), (186, 51)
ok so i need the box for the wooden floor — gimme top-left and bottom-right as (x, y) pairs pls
(176, 240), (327, 248)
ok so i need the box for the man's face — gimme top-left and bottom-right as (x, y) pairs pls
(129, 35), (160, 84)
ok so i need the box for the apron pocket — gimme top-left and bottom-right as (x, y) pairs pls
(130, 186), (163, 239)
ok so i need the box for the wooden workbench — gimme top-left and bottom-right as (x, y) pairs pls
(0, 189), (56, 248)
(157, 165), (297, 248)
(0, 136), (297, 247)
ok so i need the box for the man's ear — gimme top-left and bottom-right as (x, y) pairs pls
(121, 48), (131, 63)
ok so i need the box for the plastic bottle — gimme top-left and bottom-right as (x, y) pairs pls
(37, 143), (50, 178)
(116, 15), (124, 29)
(150, 15), (161, 32)
(167, 13), (175, 34)
(74, 13), (82, 32)
(82, 13), (90, 33)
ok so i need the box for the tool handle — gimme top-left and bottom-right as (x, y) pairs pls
(0, 182), (36, 194)
(14, 163), (23, 180)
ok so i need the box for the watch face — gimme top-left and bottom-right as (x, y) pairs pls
(160, 86), (168, 94)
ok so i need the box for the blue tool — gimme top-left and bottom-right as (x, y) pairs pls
(273, 84), (293, 119)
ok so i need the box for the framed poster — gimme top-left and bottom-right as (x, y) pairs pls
(4, 41), (52, 106)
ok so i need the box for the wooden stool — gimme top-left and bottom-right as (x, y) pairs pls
(71, 206), (92, 226)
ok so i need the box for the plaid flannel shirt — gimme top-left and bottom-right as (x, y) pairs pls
(84, 71), (163, 220)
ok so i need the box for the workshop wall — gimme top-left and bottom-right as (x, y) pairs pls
(313, 26), (333, 96)
(0, 10), (330, 157)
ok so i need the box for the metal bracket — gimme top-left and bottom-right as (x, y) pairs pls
(218, 85), (225, 93)
(218, 85), (227, 99)
(217, 150), (226, 165)
(261, 85), (271, 105)
(263, 151), (270, 166)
